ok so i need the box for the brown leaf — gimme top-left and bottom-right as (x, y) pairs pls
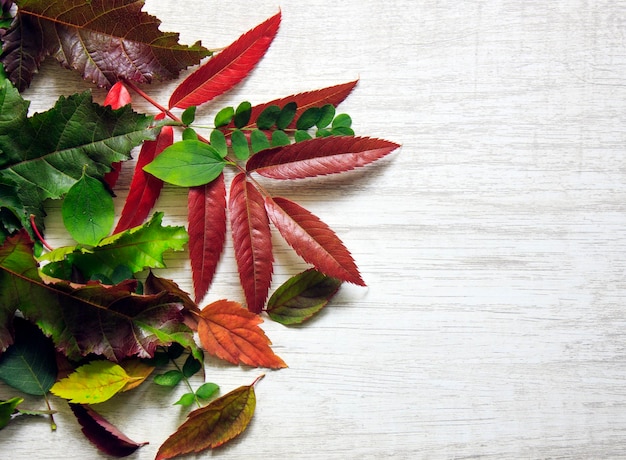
(156, 377), (263, 459)
(197, 300), (286, 369)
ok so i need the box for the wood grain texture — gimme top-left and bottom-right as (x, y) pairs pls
(3, 0), (626, 458)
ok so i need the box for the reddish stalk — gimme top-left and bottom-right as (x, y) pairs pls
(29, 214), (54, 251)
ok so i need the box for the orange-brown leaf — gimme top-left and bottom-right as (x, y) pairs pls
(197, 300), (286, 369)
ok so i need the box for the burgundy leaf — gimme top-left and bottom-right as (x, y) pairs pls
(226, 80), (358, 131)
(102, 82), (132, 189)
(247, 136), (400, 180)
(229, 173), (273, 313)
(188, 173), (227, 303)
(168, 12), (281, 109)
(113, 119), (173, 233)
(265, 196), (364, 286)
(70, 404), (148, 457)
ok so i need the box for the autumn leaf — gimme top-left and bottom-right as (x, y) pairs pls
(265, 196), (365, 286)
(119, 359), (155, 392)
(0, 71), (157, 238)
(229, 173), (273, 313)
(103, 81), (133, 189)
(156, 377), (262, 459)
(267, 269), (342, 325)
(168, 12), (281, 109)
(1, 0), (210, 91)
(70, 404), (148, 457)
(246, 136), (400, 180)
(197, 300), (286, 369)
(0, 231), (196, 361)
(187, 174), (227, 303)
(51, 360), (140, 404)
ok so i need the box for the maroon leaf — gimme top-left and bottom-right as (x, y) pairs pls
(227, 80), (358, 131)
(70, 404), (148, 457)
(247, 136), (400, 180)
(102, 82), (132, 189)
(265, 196), (364, 286)
(229, 173), (273, 313)
(168, 12), (281, 109)
(187, 173), (227, 303)
(113, 118), (173, 233)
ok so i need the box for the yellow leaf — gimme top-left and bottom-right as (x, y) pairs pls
(50, 361), (139, 404)
(120, 359), (156, 392)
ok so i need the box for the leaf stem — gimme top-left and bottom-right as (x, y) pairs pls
(123, 80), (178, 122)
(43, 393), (57, 431)
(171, 355), (202, 409)
(29, 214), (54, 251)
(251, 374), (265, 387)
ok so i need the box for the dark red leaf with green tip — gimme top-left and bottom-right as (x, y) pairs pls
(246, 136), (400, 180)
(70, 404), (148, 457)
(265, 196), (365, 286)
(187, 173), (227, 303)
(228, 173), (273, 313)
(168, 11), (281, 109)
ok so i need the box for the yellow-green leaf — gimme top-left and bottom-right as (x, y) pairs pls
(50, 361), (139, 404)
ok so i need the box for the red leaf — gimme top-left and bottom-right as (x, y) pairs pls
(187, 174), (227, 303)
(232, 80), (358, 131)
(197, 300), (286, 368)
(265, 196), (365, 286)
(102, 82), (132, 189)
(70, 404), (148, 457)
(169, 12), (281, 109)
(247, 136), (400, 180)
(229, 173), (273, 313)
(113, 119), (173, 233)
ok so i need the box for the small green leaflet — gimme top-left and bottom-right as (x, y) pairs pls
(62, 172), (114, 245)
(143, 140), (227, 187)
(175, 382), (219, 407)
(267, 269), (342, 325)
(50, 360), (141, 404)
(0, 397), (23, 430)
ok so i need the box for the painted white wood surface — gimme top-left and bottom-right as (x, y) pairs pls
(3, 0), (626, 458)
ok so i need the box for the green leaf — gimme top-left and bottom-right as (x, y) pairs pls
(182, 127), (199, 140)
(271, 130), (291, 147)
(316, 104), (336, 128)
(267, 269), (342, 325)
(0, 75), (156, 236)
(256, 105), (280, 130)
(154, 370), (183, 387)
(50, 360), (139, 404)
(234, 101), (252, 128)
(62, 172), (114, 245)
(143, 140), (226, 187)
(296, 107), (321, 130)
(181, 106), (197, 126)
(332, 113), (352, 129)
(214, 106), (234, 127)
(332, 126), (355, 136)
(195, 382), (219, 400)
(0, 397), (23, 430)
(0, 319), (57, 395)
(40, 213), (188, 281)
(276, 102), (297, 130)
(231, 129), (250, 160)
(294, 130), (313, 143)
(209, 129), (228, 158)
(250, 129), (271, 153)
(182, 354), (202, 378)
(174, 392), (196, 407)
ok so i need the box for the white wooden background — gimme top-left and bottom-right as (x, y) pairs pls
(2, 0), (626, 458)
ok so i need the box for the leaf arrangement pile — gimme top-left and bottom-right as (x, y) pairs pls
(0, 1), (399, 458)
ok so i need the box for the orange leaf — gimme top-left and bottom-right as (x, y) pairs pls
(197, 300), (286, 369)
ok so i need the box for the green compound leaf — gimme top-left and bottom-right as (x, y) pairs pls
(0, 318), (58, 395)
(174, 393), (196, 407)
(256, 105), (280, 130)
(316, 104), (336, 128)
(332, 113), (352, 129)
(276, 102), (297, 130)
(271, 130), (290, 147)
(296, 107), (322, 130)
(181, 106), (197, 126)
(231, 129), (250, 160)
(267, 269), (342, 325)
(154, 370), (183, 387)
(250, 129), (271, 153)
(143, 140), (227, 187)
(209, 129), (228, 158)
(234, 101), (252, 129)
(195, 382), (219, 400)
(214, 106), (234, 127)
(62, 172), (114, 246)
(51, 360), (139, 404)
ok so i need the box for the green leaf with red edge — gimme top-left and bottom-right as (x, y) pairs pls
(168, 12), (281, 109)
(246, 136), (400, 180)
(1, 0), (210, 91)
(70, 404), (148, 457)
(188, 174), (227, 304)
(156, 378), (262, 459)
(228, 173), (273, 313)
(114, 118), (173, 233)
(0, 230), (196, 361)
(267, 269), (342, 325)
(197, 300), (286, 369)
(224, 80), (358, 132)
(265, 196), (365, 286)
